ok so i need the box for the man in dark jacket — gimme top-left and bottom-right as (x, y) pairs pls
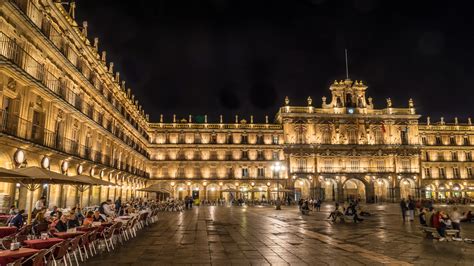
(400, 199), (408, 222)
(10, 209), (25, 228)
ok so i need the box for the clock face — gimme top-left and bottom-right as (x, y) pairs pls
(348, 108), (354, 114)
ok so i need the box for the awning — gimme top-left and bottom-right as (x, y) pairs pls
(0, 167), (31, 178)
(13, 166), (88, 185)
(72, 175), (116, 186)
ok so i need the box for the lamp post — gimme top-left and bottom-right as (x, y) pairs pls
(271, 162), (285, 210)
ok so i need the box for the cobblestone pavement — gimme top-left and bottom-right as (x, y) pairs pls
(85, 203), (474, 265)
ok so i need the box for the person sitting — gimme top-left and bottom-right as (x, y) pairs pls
(67, 212), (80, 228)
(8, 205), (16, 215)
(72, 207), (85, 224)
(55, 215), (69, 232)
(49, 206), (59, 217)
(49, 212), (62, 229)
(419, 208), (428, 226)
(92, 210), (106, 223)
(99, 199), (115, 217)
(461, 211), (473, 222)
(83, 211), (94, 226)
(437, 211), (451, 241)
(345, 204), (363, 223)
(10, 209), (25, 228)
(301, 200), (310, 215)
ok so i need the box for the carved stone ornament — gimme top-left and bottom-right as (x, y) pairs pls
(6, 78), (17, 91)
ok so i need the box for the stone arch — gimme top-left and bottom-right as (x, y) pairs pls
(374, 178), (390, 202)
(399, 178), (416, 200)
(294, 178), (311, 201)
(343, 178), (367, 202)
(321, 178), (338, 201)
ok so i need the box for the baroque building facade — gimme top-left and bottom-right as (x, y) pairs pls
(1, 0), (473, 212)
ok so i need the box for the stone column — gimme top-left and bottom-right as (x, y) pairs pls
(366, 182), (375, 203)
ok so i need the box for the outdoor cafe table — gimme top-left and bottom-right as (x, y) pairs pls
(0, 215), (12, 224)
(0, 227), (17, 238)
(0, 247), (39, 265)
(24, 238), (63, 249)
(53, 231), (85, 239)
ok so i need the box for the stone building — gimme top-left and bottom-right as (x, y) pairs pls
(1, 0), (473, 211)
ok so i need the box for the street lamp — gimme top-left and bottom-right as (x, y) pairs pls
(271, 162), (285, 210)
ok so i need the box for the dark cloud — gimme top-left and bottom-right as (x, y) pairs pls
(76, 0), (474, 123)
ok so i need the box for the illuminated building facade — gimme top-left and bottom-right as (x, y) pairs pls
(1, 0), (473, 211)
(0, 0), (149, 211)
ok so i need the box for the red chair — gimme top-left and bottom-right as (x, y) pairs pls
(68, 235), (82, 265)
(51, 239), (71, 266)
(21, 249), (49, 266)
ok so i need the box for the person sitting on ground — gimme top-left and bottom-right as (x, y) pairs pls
(92, 210), (106, 223)
(345, 203), (363, 223)
(55, 214), (69, 232)
(83, 211), (94, 226)
(10, 209), (25, 228)
(67, 212), (80, 228)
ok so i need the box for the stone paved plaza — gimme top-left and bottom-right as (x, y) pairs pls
(86, 204), (474, 265)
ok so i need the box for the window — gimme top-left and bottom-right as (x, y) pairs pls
(257, 150), (264, 160)
(273, 135), (279, 144)
(424, 168), (431, 178)
(297, 158), (307, 171)
(348, 129), (357, 144)
(421, 136), (427, 145)
(401, 160), (410, 172)
(425, 151), (430, 161)
(466, 151), (472, 161)
(450, 136), (456, 145)
(242, 150), (248, 160)
(453, 167), (460, 178)
(272, 151), (279, 160)
(436, 136), (442, 145)
(257, 135), (264, 144)
(464, 136), (470, 145)
(322, 129), (331, 144)
(374, 128), (383, 144)
(467, 167), (472, 178)
(438, 152), (444, 161)
(242, 168), (249, 177)
(452, 151), (458, 161)
(241, 135), (248, 144)
(400, 128), (408, 145)
(324, 160), (333, 172)
(376, 160), (385, 171)
(257, 168), (265, 177)
(227, 134), (233, 144)
(439, 167), (446, 178)
(350, 160), (360, 171)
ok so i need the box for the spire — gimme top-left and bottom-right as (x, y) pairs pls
(345, 48), (349, 80)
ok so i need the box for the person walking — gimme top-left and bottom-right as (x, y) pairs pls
(315, 199), (321, 212)
(451, 207), (463, 239)
(400, 198), (408, 222)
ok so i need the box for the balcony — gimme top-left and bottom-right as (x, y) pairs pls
(0, 31), (149, 158)
(0, 109), (148, 178)
(290, 167), (315, 174)
(319, 167), (398, 173)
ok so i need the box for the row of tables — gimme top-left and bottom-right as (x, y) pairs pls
(0, 215), (132, 265)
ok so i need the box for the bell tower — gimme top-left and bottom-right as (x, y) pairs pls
(323, 79), (369, 111)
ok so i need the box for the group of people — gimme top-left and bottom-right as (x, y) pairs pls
(6, 196), (155, 233)
(400, 196), (473, 241)
(298, 198), (322, 213)
(327, 200), (369, 223)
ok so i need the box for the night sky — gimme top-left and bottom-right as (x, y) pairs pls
(76, 0), (474, 123)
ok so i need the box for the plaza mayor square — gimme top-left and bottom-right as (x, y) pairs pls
(0, 0), (474, 265)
